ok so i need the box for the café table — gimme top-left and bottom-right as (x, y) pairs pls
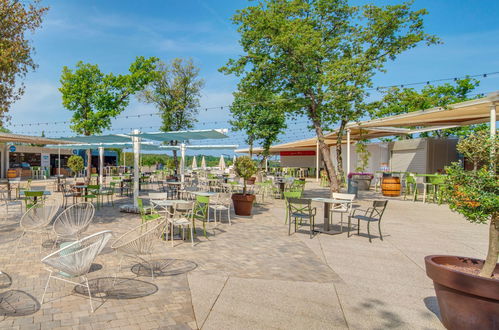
(149, 199), (192, 241)
(71, 185), (88, 201)
(310, 197), (353, 235)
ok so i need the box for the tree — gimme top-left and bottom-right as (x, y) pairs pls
(221, 0), (438, 192)
(139, 58), (204, 174)
(229, 85), (287, 162)
(457, 129), (498, 171)
(60, 56), (158, 181)
(0, 0), (48, 127)
(234, 156), (257, 195)
(443, 132), (499, 277)
(368, 78), (483, 138)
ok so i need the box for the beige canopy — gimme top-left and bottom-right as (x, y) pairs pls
(0, 132), (76, 145)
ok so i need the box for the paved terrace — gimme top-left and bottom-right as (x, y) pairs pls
(0, 180), (488, 329)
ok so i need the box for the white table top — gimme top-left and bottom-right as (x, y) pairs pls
(192, 191), (217, 197)
(151, 199), (191, 207)
(310, 198), (351, 204)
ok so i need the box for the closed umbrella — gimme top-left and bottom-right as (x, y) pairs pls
(233, 155), (237, 165)
(201, 156), (206, 170)
(218, 155), (226, 171)
(191, 156), (198, 169)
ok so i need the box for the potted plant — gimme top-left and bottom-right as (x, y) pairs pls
(67, 155), (84, 179)
(425, 130), (498, 330)
(231, 156), (257, 216)
(348, 172), (374, 191)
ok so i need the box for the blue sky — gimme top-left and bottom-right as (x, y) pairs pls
(8, 0), (499, 155)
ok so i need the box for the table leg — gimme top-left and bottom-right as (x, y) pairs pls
(323, 202), (330, 231)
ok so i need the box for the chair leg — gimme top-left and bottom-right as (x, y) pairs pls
(227, 207), (231, 225)
(41, 271), (52, 305)
(347, 216), (351, 237)
(367, 222), (372, 243)
(357, 219), (360, 235)
(83, 276), (94, 313)
(378, 221), (383, 241)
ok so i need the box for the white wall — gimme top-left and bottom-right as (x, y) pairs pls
(330, 142), (389, 174)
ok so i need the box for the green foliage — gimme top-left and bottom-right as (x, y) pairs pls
(368, 78), (482, 138)
(230, 86), (286, 156)
(67, 155), (84, 174)
(234, 156), (257, 194)
(444, 163), (498, 224)
(0, 0), (48, 125)
(60, 56), (159, 136)
(456, 129), (498, 170)
(354, 141), (371, 172)
(221, 0), (438, 191)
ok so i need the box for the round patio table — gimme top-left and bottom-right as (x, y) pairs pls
(310, 198), (353, 235)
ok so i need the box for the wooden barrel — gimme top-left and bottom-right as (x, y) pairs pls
(382, 177), (401, 197)
(7, 169), (18, 179)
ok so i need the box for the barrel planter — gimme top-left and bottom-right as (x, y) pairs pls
(381, 177), (401, 197)
(7, 169), (18, 179)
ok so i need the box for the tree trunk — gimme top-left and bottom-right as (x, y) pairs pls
(479, 214), (499, 277)
(312, 123), (339, 193)
(335, 120), (347, 184)
(86, 149), (92, 184)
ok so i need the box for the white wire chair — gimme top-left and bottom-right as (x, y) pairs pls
(111, 218), (166, 280)
(40, 230), (112, 312)
(166, 202), (194, 247)
(0, 190), (23, 220)
(52, 203), (95, 249)
(16, 201), (60, 253)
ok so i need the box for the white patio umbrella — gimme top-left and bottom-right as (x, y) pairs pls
(191, 156), (198, 169)
(218, 155), (226, 170)
(233, 155), (237, 165)
(201, 156), (206, 170)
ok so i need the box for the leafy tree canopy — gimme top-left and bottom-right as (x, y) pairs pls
(0, 0), (48, 126)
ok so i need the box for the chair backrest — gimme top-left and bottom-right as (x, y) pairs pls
(42, 230), (112, 277)
(53, 202), (95, 239)
(332, 193), (355, 201)
(87, 184), (100, 190)
(24, 191), (44, 197)
(287, 198), (313, 216)
(148, 192), (168, 200)
(193, 196), (209, 220)
(111, 219), (165, 256)
(283, 191), (302, 200)
(370, 200), (388, 220)
(20, 201), (60, 231)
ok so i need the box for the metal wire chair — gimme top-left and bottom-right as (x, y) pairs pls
(111, 218), (166, 280)
(40, 230), (112, 312)
(52, 202), (95, 249)
(16, 201), (60, 253)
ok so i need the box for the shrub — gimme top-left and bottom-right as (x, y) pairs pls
(234, 156), (257, 194)
(67, 155), (84, 177)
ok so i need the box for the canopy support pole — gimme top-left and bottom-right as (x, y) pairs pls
(132, 129), (141, 209)
(58, 146), (61, 176)
(346, 129), (351, 181)
(491, 102), (497, 173)
(98, 147), (104, 186)
(180, 142), (186, 183)
(315, 140), (319, 182)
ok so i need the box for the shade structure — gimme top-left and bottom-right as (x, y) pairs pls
(55, 134), (132, 144)
(45, 142), (162, 150)
(218, 155), (226, 171)
(191, 156), (198, 169)
(130, 129), (228, 142)
(0, 132), (75, 145)
(201, 156), (206, 170)
(159, 144), (238, 150)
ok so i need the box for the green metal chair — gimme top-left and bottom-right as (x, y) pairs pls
(286, 198), (316, 239)
(428, 175), (447, 204)
(404, 174), (418, 201)
(137, 198), (162, 223)
(84, 184), (101, 208)
(23, 191), (45, 210)
(192, 195), (209, 238)
(101, 182), (116, 207)
(283, 191), (302, 224)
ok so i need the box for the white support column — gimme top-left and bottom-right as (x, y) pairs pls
(315, 139), (320, 182)
(132, 129), (141, 209)
(180, 143), (186, 183)
(346, 129), (351, 179)
(491, 102), (497, 172)
(58, 147), (61, 176)
(98, 147), (104, 186)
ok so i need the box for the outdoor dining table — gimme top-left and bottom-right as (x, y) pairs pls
(310, 198), (353, 235)
(149, 199), (192, 240)
(274, 180), (286, 199)
(72, 185), (88, 201)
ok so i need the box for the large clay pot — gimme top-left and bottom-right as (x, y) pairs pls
(381, 177), (401, 196)
(232, 193), (255, 216)
(425, 255), (499, 330)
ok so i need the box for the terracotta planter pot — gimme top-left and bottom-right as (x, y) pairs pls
(231, 193), (255, 216)
(424, 255), (499, 330)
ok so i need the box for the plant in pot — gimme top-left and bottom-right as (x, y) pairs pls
(67, 155), (84, 179)
(231, 156), (257, 216)
(425, 130), (498, 330)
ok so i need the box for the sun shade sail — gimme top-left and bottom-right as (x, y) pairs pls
(160, 144), (238, 150)
(130, 129), (228, 141)
(55, 134), (132, 144)
(44, 142), (162, 150)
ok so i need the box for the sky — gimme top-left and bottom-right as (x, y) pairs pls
(7, 0), (499, 155)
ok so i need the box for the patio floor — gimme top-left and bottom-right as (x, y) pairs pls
(0, 180), (488, 329)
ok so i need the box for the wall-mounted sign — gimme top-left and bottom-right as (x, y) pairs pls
(72, 149), (78, 155)
(41, 153), (50, 167)
(8, 145), (16, 152)
(280, 150), (316, 156)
